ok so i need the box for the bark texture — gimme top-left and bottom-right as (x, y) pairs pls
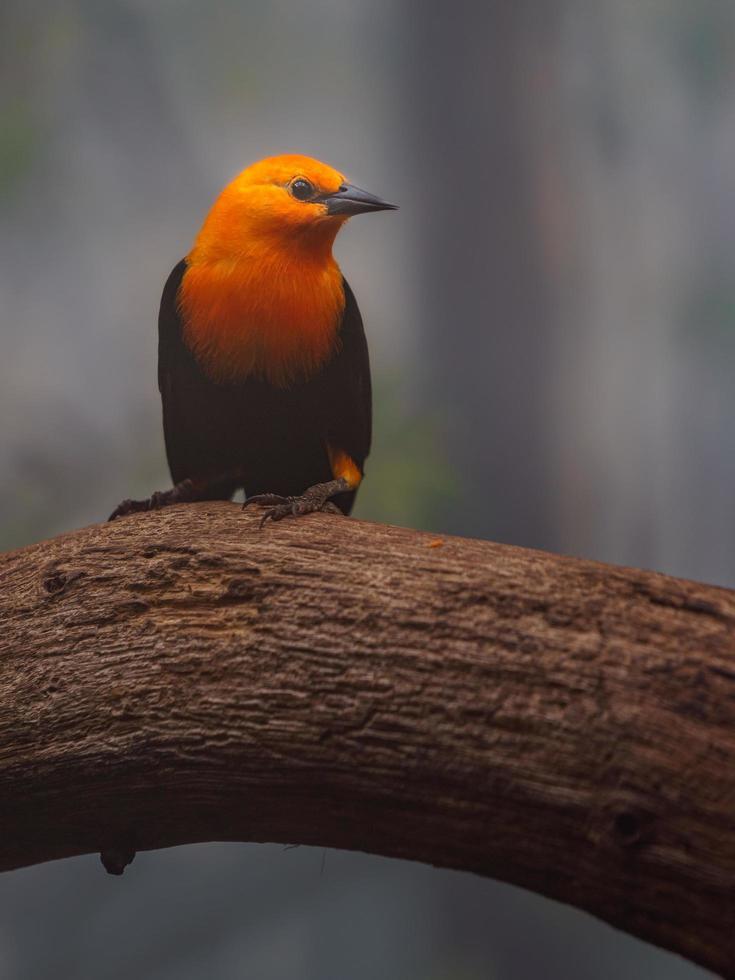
(1, 503), (734, 975)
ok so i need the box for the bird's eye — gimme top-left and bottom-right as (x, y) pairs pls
(291, 178), (315, 201)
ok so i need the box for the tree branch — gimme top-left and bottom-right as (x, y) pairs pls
(1, 503), (734, 975)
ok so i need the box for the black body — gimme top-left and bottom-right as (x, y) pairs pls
(158, 260), (372, 514)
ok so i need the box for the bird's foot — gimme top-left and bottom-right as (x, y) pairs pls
(108, 497), (154, 521)
(244, 479), (349, 527)
(108, 481), (196, 521)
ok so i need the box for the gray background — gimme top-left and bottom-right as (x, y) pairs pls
(1, 0), (732, 976)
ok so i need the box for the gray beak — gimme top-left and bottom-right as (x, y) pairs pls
(318, 183), (398, 216)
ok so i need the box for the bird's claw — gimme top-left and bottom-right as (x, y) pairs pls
(108, 490), (170, 522)
(244, 491), (342, 527)
(108, 498), (150, 522)
(242, 493), (290, 509)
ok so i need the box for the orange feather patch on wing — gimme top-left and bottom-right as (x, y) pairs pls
(328, 446), (362, 489)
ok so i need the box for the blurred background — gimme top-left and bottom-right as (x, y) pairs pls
(1, 0), (732, 976)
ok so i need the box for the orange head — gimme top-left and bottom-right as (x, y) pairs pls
(188, 154), (397, 264)
(181, 154), (396, 386)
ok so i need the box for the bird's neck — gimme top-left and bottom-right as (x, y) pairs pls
(180, 236), (345, 387)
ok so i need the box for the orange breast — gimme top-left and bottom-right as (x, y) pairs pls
(179, 252), (345, 387)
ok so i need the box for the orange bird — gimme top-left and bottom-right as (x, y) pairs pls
(110, 154), (396, 523)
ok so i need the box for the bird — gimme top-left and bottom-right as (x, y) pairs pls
(109, 154), (396, 525)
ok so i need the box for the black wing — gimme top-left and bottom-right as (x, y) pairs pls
(158, 257), (200, 485)
(158, 258), (187, 398)
(158, 259), (241, 496)
(312, 277), (372, 515)
(322, 276), (372, 470)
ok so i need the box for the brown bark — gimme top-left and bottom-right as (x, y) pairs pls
(1, 503), (734, 975)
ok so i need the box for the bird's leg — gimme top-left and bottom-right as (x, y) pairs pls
(108, 479), (201, 521)
(108, 470), (242, 522)
(244, 447), (362, 527)
(244, 478), (351, 527)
